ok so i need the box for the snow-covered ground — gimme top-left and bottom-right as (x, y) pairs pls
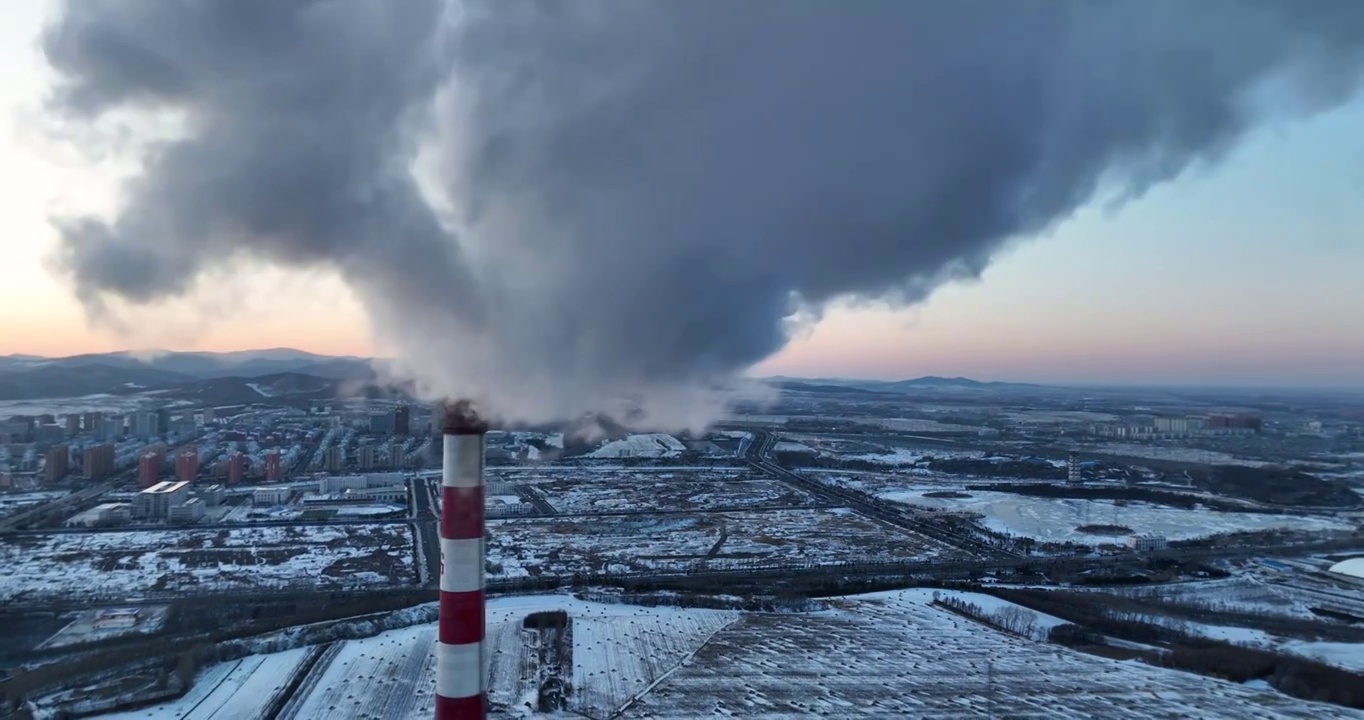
(1117, 578), (1320, 620)
(488, 508), (964, 578)
(498, 596), (738, 717)
(1280, 641), (1364, 673)
(1329, 557), (1364, 579)
(877, 417), (985, 433)
(1123, 613), (1364, 673)
(333, 504), (405, 517)
(920, 588), (1068, 641)
(106, 595), (737, 720)
(1087, 443), (1269, 467)
(0, 524), (415, 602)
(784, 439), (983, 467)
(838, 447), (932, 465)
(98, 590), (1354, 719)
(0, 394), (184, 419)
(519, 473), (815, 515)
(101, 647), (311, 720)
(588, 434), (687, 458)
(876, 489), (1350, 544)
(625, 589), (1350, 719)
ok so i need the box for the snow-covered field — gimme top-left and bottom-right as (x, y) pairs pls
(838, 447), (938, 465)
(1087, 443), (1269, 467)
(932, 589), (1068, 641)
(1329, 557), (1364, 579)
(491, 596), (739, 717)
(1004, 410), (1121, 424)
(101, 647), (312, 720)
(588, 433), (688, 458)
(0, 394), (182, 418)
(1117, 578), (1320, 620)
(871, 488), (1350, 544)
(0, 524), (415, 602)
(876, 417), (986, 433)
(781, 438), (984, 467)
(504, 469), (817, 514)
(105, 595), (737, 720)
(488, 508), (963, 577)
(1109, 610), (1364, 674)
(623, 588), (1351, 719)
(333, 503), (405, 517)
(1280, 641), (1364, 673)
(99, 590), (1353, 719)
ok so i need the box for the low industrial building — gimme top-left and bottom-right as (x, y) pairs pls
(198, 483), (226, 506)
(352, 485), (406, 502)
(167, 497), (206, 524)
(1125, 533), (1168, 552)
(253, 485), (293, 505)
(317, 472), (406, 495)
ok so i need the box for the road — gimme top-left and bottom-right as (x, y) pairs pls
(410, 478), (440, 587)
(0, 482), (118, 531)
(6, 537), (1357, 615)
(0, 514), (414, 537)
(744, 430), (1018, 558)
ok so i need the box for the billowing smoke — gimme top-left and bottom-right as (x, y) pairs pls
(43, 1), (1364, 428)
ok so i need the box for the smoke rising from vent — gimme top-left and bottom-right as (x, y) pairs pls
(43, 1), (1364, 428)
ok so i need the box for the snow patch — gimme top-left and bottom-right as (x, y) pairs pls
(1328, 557), (1364, 579)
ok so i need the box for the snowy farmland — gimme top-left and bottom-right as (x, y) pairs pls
(863, 486), (1350, 544)
(488, 508), (964, 577)
(621, 589), (1358, 719)
(1088, 442), (1270, 467)
(802, 477), (1347, 545)
(0, 524), (415, 602)
(499, 468), (821, 514)
(107, 595), (738, 720)
(1115, 577), (1321, 620)
(108, 591), (1361, 719)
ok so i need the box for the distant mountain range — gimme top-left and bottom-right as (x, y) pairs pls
(0, 349), (377, 403)
(775, 375), (1046, 394)
(0, 348), (1046, 404)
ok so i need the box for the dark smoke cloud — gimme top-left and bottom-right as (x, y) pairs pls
(44, 1), (1364, 428)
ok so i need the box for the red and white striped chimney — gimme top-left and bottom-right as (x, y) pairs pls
(436, 400), (487, 719)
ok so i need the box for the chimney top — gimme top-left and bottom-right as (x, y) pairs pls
(441, 400), (488, 435)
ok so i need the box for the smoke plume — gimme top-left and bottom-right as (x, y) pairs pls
(43, 1), (1364, 428)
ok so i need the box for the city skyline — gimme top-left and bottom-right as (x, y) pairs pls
(2, 2), (1363, 390)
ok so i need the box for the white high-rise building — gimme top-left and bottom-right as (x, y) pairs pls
(102, 417), (124, 440)
(131, 412), (160, 439)
(135, 480), (190, 519)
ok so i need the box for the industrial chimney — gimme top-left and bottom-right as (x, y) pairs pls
(436, 400), (488, 719)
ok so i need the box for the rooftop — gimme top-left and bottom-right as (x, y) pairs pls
(141, 480), (190, 495)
